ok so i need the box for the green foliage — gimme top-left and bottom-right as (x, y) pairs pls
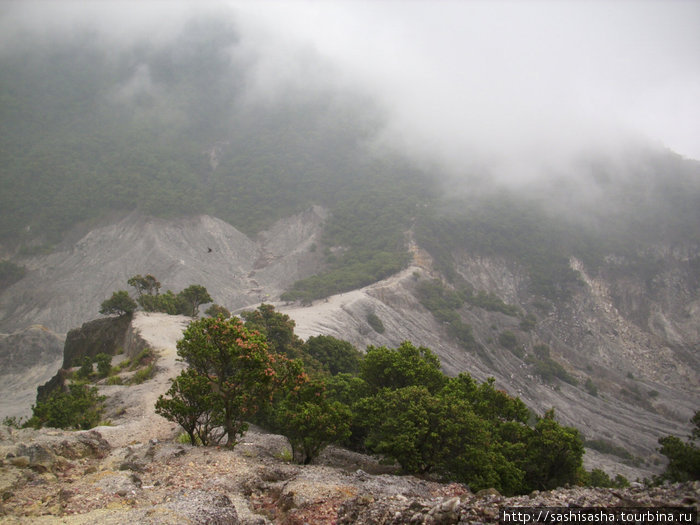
(467, 290), (520, 316)
(75, 356), (94, 380)
(273, 379), (351, 464)
(353, 365), (580, 495)
(130, 364), (155, 385)
(522, 409), (584, 491)
(240, 304), (303, 359)
(519, 313), (537, 332)
(356, 385), (447, 474)
(99, 290), (137, 316)
(657, 410), (700, 482)
(498, 331), (519, 351)
(158, 316), (299, 447)
(528, 345), (577, 385)
(26, 384), (105, 430)
(95, 353), (112, 378)
(138, 290), (182, 315)
(360, 342), (446, 394)
(414, 279), (479, 351)
(584, 378), (598, 397)
(2, 416), (25, 429)
(303, 335), (362, 376)
(177, 284), (212, 318)
(584, 438), (638, 463)
(0, 260), (26, 291)
(206, 304), (231, 318)
(127, 274), (161, 298)
(414, 197), (585, 299)
(365, 311), (385, 333)
(156, 369), (224, 446)
(584, 468), (629, 488)
(129, 348), (155, 370)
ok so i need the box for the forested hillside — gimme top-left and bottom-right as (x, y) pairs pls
(2, 7), (700, 305)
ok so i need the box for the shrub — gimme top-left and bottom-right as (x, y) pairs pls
(99, 290), (137, 316)
(95, 353), (112, 378)
(366, 311), (385, 333)
(26, 384), (105, 430)
(130, 364), (155, 384)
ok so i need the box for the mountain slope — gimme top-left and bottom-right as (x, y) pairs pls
(0, 208), (325, 334)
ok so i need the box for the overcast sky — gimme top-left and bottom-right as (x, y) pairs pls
(3, 0), (699, 182)
(231, 0), (700, 181)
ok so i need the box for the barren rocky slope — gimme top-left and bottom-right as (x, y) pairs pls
(1, 312), (697, 524)
(0, 326), (63, 421)
(0, 207), (326, 334)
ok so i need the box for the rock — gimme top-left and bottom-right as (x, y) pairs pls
(162, 490), (240, 525)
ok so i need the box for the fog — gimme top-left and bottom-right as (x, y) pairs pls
(3, 0), (699, 186)
(233, 1), (700, 184)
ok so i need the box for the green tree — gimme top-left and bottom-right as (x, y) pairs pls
(155, 369), (224, 446)
(522, 409), (584, 491)
(206, 304), (231, 318)
(128, 274), (161, 298)
(274, 379), (351, 464)
(177, 284), (212, 317)
(303, 335), (362, 376)
(657, 410), (700, 482)
(167, 316), (288, 447)
(99, 290), (137, 316)
(360, 341), (446, 394)
(241, 304), (303, 359)
(357, 385), (446, 474)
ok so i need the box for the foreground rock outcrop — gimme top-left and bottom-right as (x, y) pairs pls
(1, 423), (697, 525)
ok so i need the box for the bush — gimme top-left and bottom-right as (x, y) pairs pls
(130, 364), (155, 384)
(100, 290), (137, 316)
(26, 384), (105, 430)
(95, 353), (112, 378)
(303, 335), (362, 376)
(366, 311), (385, 333)
(274, 379), (351, 464)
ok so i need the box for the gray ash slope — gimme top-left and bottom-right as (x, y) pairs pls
(0, 207), (326, 334)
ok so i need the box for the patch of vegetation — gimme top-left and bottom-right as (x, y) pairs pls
(519, 313), (537, 332)
(527, 344), (577, 385)
(584, 378), (598, 397)
(303, 335), (362, 376)
(157, 305), (584, 495)
(467, 290), (520, 316)
(583, 468), (629, 488)
(25, 384), (105, 430)
(129, 348), (155, 370)
(205, 304), (231, 318)
(366, 311), (385, 333)
(584, 438), (639, 464)
(498, 331), (524, 358)
(414, 279), (479, 352)
(656, 411), (700, 483)
(130, 363), (156, 385)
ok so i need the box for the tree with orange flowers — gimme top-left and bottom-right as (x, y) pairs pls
(157, 316), (302, 447)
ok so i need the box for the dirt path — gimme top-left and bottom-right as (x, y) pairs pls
(97, 313), (191, 448)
